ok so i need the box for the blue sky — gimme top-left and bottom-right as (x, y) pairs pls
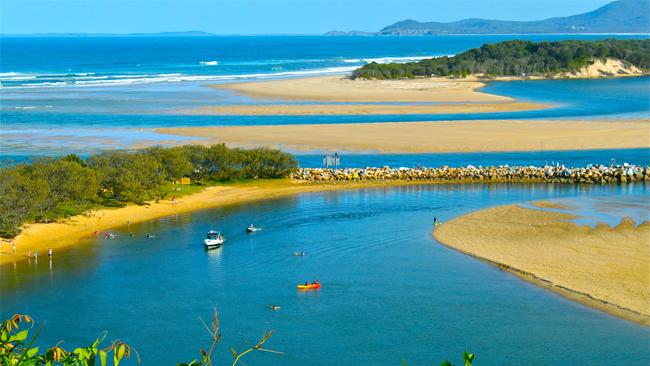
(1, 0), (613, 34)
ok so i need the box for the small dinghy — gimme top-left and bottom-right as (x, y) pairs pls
(204, 230), (224, 248)
(246, 224), (261, 233)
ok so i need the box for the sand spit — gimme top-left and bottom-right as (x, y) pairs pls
(157, 119), (650, 154)
(433, 203), (650, 326)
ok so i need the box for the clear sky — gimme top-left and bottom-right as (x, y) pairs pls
(1, 0), (614, 34)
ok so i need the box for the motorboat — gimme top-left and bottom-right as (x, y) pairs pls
(246, 224), (261, 233)
(204, 230), (224, 247)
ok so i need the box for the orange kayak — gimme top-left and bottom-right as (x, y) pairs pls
(297, 283), (321, 290)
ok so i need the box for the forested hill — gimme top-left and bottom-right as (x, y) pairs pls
(351, 39), (650, 79)
(379, 0), (650, 35)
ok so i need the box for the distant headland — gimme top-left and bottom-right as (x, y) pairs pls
(352, 39), (650, 79)
(327, 0), (650, 35)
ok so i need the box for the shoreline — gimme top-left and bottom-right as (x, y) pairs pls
(4, 179), (648, 327)
(212, 75), (514, 103)
(178, 101), (546, 116)
(433, 202), (650, 326)
(0, 179), (440, 267)
(156, 119), (650, 154)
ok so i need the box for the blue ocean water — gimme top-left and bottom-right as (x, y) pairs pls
(1, 35), (649, 159)
(2, 35), (644, 90)
(1, 184), (649, 365)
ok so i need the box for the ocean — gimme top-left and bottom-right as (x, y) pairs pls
(1, 34), (649, 160)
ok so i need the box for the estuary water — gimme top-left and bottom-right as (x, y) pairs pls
(1, 183), (648, 365)
(1, 35), (649, 158)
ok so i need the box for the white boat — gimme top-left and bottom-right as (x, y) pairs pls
(246, 224), (261, 233)
(204, 230), (224, 247)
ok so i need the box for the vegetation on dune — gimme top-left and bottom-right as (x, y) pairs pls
(352, 39), (650, 79)
(0, 145), (298, 238)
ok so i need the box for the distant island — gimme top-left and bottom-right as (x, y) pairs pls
(352, 39), (650, 79)
(2, 31), (215, 37)
(328, 0), (650, 35)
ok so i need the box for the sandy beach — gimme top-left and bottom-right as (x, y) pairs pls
(157, 119), (650, 153)
(0, 179), (433, 267)
(213, 75), (512, 103)
(433, 202), (650, 326)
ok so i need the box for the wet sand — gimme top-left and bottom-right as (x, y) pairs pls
(212, 75), (512, 103)
(433, 202), (650, 326)
(157, 119), (650, 153)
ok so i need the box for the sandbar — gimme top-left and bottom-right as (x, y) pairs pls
(433, 203), (650, 326)
(157, 119), (650, 153)
(212, 75), (512, 103)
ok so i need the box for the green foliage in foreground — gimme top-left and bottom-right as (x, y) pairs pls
(0, 311), (279, 366)
(2, 313), (474, 365)
(352, 38), (650, 79)
(0, 145), (298, 238)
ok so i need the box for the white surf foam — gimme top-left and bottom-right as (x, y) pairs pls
(199, 61), (218, 66)
(0, 66), (359, 89)
(343, 55), (451, 64)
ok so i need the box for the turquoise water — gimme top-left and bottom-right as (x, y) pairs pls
(521, 195), (650, 227)
(3, 148), (650, 168)
(1, 35), (649, 157)
(1, 183), (649, 365)
(2, 35), (644, 90)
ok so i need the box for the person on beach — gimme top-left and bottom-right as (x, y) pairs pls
(12, 243), (16, 255)
(28, 249), (31, 258)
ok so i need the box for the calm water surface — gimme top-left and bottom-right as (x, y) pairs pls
(2, 35), (649, 156)
(2, 183), (649, 365)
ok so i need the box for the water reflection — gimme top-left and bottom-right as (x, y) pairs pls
(1, 183), (648, 365)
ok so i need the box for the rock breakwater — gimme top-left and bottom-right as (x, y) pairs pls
(290, 164), (650, 184)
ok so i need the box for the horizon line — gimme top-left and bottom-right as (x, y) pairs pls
(3, 32), (650, 37)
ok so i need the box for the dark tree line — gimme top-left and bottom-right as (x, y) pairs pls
(0, 145), (298, 237)
(352, 39), (650, 79)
